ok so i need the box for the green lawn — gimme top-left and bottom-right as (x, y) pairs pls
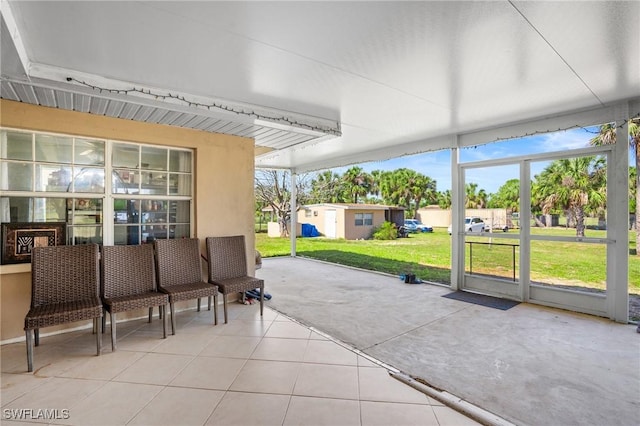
(256, 228), (640, 295)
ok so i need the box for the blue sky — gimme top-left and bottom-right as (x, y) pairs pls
(327, 127), (633, 194)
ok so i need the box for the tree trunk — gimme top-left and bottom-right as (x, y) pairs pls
(575, 207), (585, 237)
(533, 215), (545, 228)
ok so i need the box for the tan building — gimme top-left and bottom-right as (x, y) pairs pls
(297, 203), (404, 240)
(0, 100), (257, 341)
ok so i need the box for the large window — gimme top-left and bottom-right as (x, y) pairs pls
(0, 129), (193, 248)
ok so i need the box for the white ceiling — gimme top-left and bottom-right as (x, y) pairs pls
(1, 1), (639, 173)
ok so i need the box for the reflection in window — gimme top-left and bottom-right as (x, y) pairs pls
(35, 134), (73, 163)
(1, 131), (32, 160)
(72, 168), (105, 193)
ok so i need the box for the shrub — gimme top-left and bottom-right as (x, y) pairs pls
(372, 221), (398, 240)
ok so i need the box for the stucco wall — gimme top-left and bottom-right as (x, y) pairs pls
(417, 208), (511, 230)
(0, 100), (256, 342)
(344, 209), (386, 240)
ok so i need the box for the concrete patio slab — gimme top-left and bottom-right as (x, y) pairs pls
(257, 256), (640, 426)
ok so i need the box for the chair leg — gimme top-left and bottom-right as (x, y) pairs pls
(110, 312), (117, 351)
(213, 293), (218, 326)
(34, 329), (39, 347)
(170, 302), (176, 335)
(260, 287), (264, 317)
(208, 296), (211, 311)
(26, 329), (33, 373)
(197, 298), (201, 312)
(102, 309), (107, 334)
(161, 305), (167, 339)
(95, 317), (102, 356)
(223, 293), (228, 324)
(148, 307), (153, 323)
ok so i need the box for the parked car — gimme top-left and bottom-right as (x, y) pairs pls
(404, 219), (434, 233)
(447, 217), (487, 234)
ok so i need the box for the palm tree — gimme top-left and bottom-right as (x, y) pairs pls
(465, 183), (488, 209)
(438, 190), (452, 209)
(534, 157), (606, 237)
(310, 170), (345, 203)
(342, 166), (372, 204)
(590, 118), (639, 254)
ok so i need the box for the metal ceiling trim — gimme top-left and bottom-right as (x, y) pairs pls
(0, 75), (340, 154)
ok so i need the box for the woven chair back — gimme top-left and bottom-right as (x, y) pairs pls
(153, 238), (203, 287)
(102, 244), (156, 298)
(30, 244), (100, 307)
(206, 235), (247, 281)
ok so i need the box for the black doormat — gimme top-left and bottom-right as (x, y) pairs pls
(442, 291), (520, 310)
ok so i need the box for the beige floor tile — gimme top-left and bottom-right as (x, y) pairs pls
(250, 338), (308, 362)
(152, 331), (215, 355)
(200, 335), (261, 359)
(358, 367), (430, 404)
(23, 347), (99, 378)
(217, 320), (272, 337)
(59, 330), (106, 350)
(115, 331), (165, 352)
(293, 363), (359, 400)
(128, 386), (224, 425)
(2, 377), (106, 423)
(206, 391), (290, 426)
(56, 381), (162, 426)
(283, 396), (360, 426)
(58, 350), (144, 380)
(178, 324), (226, 340)
(303, 340), (358, 365)
(0, 373), (51, 406)
(113, 352), (193, 385)
(235, 305), (279, 321)
(169, 356), (246, 390)
(229, 360), (300, 394)
(432, 405), (481, 425)
(264, 321), (311, 339)
(207, 302), (244, 320)
(360, 400), (440, 426)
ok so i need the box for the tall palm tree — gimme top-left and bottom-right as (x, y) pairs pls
(534, 157), (606, 237)
(310, 170), (345, 203)
(590, 117), (639, 254)
(465, 183), (488, 209)
(438, 190), (452, 210)
(342, 166), (372, 204)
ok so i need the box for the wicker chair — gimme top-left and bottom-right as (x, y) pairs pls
(24, 244), (103, 372)
(153, 238), (219, 334)
(206, 236), (264, 324)
(101, 244), (169, 350)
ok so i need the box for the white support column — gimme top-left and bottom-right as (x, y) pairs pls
(450, 145), (463, 290)
(608, 110), (629, 322)
(290, 171), (297, 258)
(519, 160), (531, 301)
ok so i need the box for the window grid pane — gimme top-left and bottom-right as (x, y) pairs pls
(2, 128), (192, 249)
